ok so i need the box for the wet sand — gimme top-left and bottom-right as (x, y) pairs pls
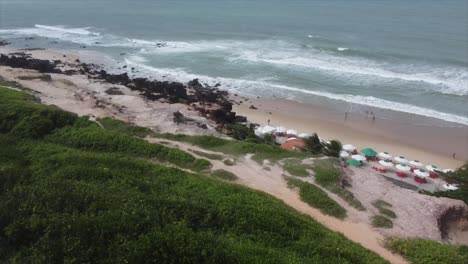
(233, 97), (467, 169)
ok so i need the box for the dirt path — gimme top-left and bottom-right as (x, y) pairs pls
(146, 137), (408, 264)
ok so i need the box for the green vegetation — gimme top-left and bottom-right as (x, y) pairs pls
(371, 215), (393, 228)
(322, 140), (343, 158)
(223, 159), (236, 166)
(313, 159), (366, 211)
(424, 164), (468, 205)
(97, 117), (155, 137)
(387, 238), (468, 264)
(158, 133), (307, 162)
(190, 149), (224, 160)
(211, 169), (239, 181)
(302, 133), (322, 154)
(0, 86), (388, 263)
(288, 178), (347, 219)
(283, 159), (310, 177)
(372, 200), (396, 219)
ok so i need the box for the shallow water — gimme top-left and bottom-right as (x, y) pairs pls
(0, 0), (467, 125)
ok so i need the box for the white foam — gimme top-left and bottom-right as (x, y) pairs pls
(34, 24), (100, 36)
(234, 50), (468, 96)
(337, 47), (349, 51)
(124, 57), (468, 126)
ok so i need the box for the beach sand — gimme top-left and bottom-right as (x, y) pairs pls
(233, 97), (467, 169)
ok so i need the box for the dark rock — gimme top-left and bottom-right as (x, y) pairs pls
(105, 87), (124, 95)
(249, 105), (258, 110)
(0, 40), (11, 46)
(234, 115), (247, 123)
(0, 54), (62, 73)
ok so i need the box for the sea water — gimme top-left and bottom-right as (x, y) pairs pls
(0, 0), (467, 125)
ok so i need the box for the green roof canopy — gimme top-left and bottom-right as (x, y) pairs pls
(346, 159), (361, 166)
(361, 148), (377, 157)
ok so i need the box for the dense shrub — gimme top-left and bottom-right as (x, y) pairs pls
(0, 86), (388, 263)
(387, 238), (468, 264)
(371, 215), (393, 228)
(211, 169), (239, 181)
(47, 126), (211, 172)
(288, 178), (347, 219)
(97, 117), (155, 138)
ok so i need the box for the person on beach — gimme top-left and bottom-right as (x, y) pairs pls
(344, 112), (348, 121)
(267, 119), (270, 125)
(452, 153), (456, 159)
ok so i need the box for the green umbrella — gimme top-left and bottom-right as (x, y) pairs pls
(361, 148), (377, 157)
(346, 158), (361, 166)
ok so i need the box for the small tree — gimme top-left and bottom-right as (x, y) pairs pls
(303, 133), (322, 154)
(323, 140), (342, 158)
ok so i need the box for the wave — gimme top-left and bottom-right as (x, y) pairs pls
(34, 24), (100, 36)
(124, 56), (468, 126)
(234, 50), (468, 96)
(1, 24), (466, 96)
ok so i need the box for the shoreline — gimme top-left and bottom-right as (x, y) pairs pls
(233, 97), (467, 169)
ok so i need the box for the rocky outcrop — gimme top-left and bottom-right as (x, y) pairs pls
(437, 205), (468, 240)
(0, 54), (62, 73)
(0, 52), (248, 128)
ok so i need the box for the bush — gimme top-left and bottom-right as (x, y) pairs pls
(97, 117), (155, 138)
(211, 169), (238, 181)
(387, 238), (468, 264)
(313, 160), (365, 211)
(283, 159), (310, 177)
(371, 215), (393, 228)
(288, 178), (347, 219)
(372, 200), (396, 219)
(223, 159), (236, 166)
(47, 126), (211, 172)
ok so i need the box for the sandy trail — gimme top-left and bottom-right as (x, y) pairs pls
(146, 137), (409, 264)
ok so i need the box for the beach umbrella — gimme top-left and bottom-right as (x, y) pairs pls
(443, 184), (459, 191)
(414, 169), (430, 178)
(254, 128), (265, 136)
(346, 159), (361, 166)
(275, 126), (286, 133)
(361, 148), (377, 157)
(286, 129), (298, 136)
(262, 125), (276, 134)
(339, 151), (350, 158)
(394, 156), (408, 164)
(351, 154), (366, 161)
(442, 169), (455, 173)
(377, 152), (392, 160)
(298, 133), (310, 139)
(395, 163), (411, 172)
(425, 165), (438, 172)
(343, 144), (356, 152)
(378, 159), (394, 168)
(409, 160), (424, 168)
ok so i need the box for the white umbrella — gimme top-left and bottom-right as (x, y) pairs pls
(377, 152), (392, 159)
(425, 165), (438, 172)
(339, 151), (350, 158)
(262, 125), (276, 134)
(443, 184), (459, 190)
(254, 128), (265, 136)
(443, 169), (455, 173)
(298, 133), (310, 139)
(378, 160), (394, 167)
(286, 129), (298, 136)
(395, 164), (411, 171)
(414, 169), (430, 178)
(352, 154), (366, 161)
(275, 126), (286, 133)
(343, 144), (356, 152)
(394, 156), (408, 164)
(409, 160), (424, 168)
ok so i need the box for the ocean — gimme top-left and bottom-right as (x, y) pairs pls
(1, 0), (467, 125)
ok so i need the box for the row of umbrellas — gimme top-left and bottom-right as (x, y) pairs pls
(254, 126), (309, 138)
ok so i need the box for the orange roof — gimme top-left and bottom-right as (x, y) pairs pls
(280, 138), (305, 152)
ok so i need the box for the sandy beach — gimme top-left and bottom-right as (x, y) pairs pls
(233, 97), (467, 169)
